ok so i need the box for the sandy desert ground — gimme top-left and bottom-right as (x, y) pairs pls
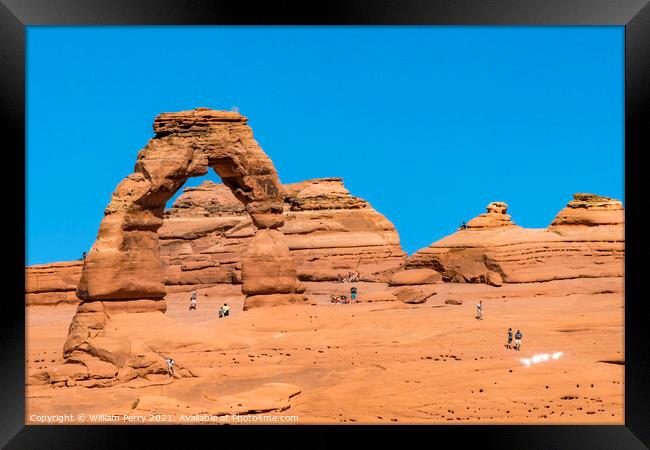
(26, 276), (623, 425)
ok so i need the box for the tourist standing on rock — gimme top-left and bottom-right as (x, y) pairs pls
(219, 303), (230, 317)
(350, 286), (357, 302)
(514, 330), (523, 351)
(189, 290), (197, 311)
(337, 273), (343, 283)
(166, 358), (175, 376)
(506, 328), (513, 349)
(476, 300), (483, 320)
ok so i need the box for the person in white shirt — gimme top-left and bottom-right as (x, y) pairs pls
(189, 291), (197, 311)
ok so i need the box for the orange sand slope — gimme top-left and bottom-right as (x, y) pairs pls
(26, 277), (623, 424)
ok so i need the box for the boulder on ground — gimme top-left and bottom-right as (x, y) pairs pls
(444, 299), (463, 305)
(485, 271), (503, 287)
(392, 286), (434, 304)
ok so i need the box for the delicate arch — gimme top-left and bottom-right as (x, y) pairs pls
(64, 108), (305, 359)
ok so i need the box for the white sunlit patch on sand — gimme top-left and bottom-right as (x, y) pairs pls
(520, 352), (563, 367)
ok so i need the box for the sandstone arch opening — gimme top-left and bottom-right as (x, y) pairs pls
(163, 170), (224, 210)
(64, 108), (306, 362)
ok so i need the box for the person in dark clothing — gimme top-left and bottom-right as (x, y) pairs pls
(514, 330), (523, 351)
(506, 328), (513, 349)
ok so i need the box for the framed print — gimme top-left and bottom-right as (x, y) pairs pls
(2, 0), (649, 447)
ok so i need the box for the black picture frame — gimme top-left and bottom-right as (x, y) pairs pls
(2, 1), (648, 447)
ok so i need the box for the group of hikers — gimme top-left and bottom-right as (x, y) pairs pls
(331, 286), (358, 304)
(337, 272), (360, 283)
(457, 221), (468, 231)
(476, 300), (524, 351)
(506, 327), (524, 351)
(332, 272), (360, 303)
(188, 290), (230, 318)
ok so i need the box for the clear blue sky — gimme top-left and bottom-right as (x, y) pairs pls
(26, 26), (624, 265)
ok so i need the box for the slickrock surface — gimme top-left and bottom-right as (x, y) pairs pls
(406, 195), (624, 284)
(26, 276), (624, 424)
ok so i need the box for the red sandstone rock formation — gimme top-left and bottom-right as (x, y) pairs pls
(26, 178), (406, 305)
(160, 177), (406, 291)
(465, 201), (514, 229)
(406, 194), (624, 284)
(283, 178), (405, 283)
(550, 193), (624, 227)
(25, 261), (82, 305)
(59, 108), (304, 383)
